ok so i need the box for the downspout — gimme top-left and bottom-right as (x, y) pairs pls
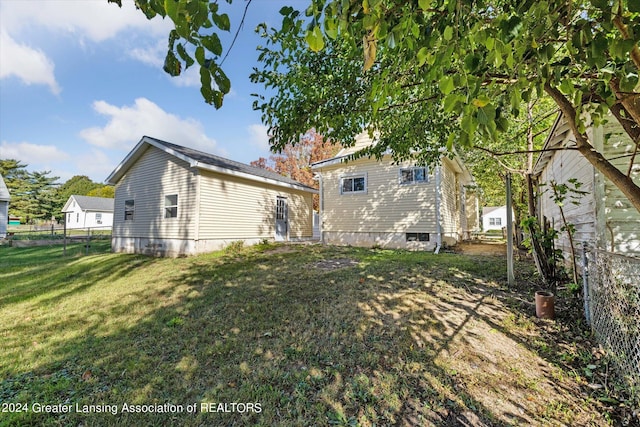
(434, 165), (442, 254)
(315, 172), (324, 244)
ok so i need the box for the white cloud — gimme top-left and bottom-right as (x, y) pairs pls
(75, 148), (115, 182)
(0, 1), (170, 42)
(79, 98), (218, 153)
(0, 140), (70, 164)
(0, 31), (60, 94)
(129, 39), (166, 68)
(247, 124), (270, 151)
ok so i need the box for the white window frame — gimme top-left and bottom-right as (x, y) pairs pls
(164, 194), (178, 219)
(96, 213), (102, 224)
(340, 173), (367, 195)
(489, 217), (502, 226)
(399, 166), (429, 185)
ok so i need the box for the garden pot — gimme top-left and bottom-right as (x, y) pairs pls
(535, 291), (555, 319)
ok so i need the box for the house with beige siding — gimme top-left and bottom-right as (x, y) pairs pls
(533, 113), (640, 255)
(106, 136), (317, 256)
(311, 133), (479, 251)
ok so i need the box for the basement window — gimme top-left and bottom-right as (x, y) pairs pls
(406, 233), (429, 242)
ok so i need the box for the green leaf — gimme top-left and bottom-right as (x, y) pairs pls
(305, 25), (325, 52)
(439, 75), (455, 95)
(164, 0), (178, 21)
(444, 26), (453, 41)
(417, 47), (429, 66)
(472, 96), (490, 107)
(476, 104), (496, 125)
(163, 50), (181, 76)
(201, 33), (223, 56)
(443, 93), (461, 113)
(418, 0), (430, 10)
(212, 13), (230, 31)
(176, 44), (194, 68)
(195, 46), (205, 65)
(620, 72), (639, 93)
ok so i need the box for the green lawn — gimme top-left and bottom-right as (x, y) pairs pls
(0, 243), (626, 426)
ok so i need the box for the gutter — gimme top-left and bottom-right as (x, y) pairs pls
(434, 165), (442, 254)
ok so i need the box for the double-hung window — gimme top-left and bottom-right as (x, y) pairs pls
(165, 194), (178, 218)
(399, 167), (428, 185)
(124, 200), (134, 221)
(340, 174), (366, 194)
(489, 217), (501, 226)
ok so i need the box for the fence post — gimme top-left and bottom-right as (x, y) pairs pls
(581, 242), (590, 325)
(86, 227), (90, 255)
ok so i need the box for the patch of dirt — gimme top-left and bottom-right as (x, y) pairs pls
(454, 241), (507, 256)
(314, 258), (359, 270)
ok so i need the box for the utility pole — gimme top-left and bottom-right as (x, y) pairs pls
(506, 173), (515, 285)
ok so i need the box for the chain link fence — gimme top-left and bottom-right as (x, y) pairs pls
(584, 246), (640, 402)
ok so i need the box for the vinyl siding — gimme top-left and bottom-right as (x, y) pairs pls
(0, 201), (7, 237)
(318, 157), (438, 234)
(113, 146), (197, 239)
(597, 121), (640, 253)
(538, 118), (640, 255)
(197, 170), (313, 239)
(440, 162), (460, 243)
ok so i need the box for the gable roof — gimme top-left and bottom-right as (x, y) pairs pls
(533, 112), (573, 176)
(106, 136), (317, 193)
(0, 174), (9, 202)
(482, 206), (505, 215)
(62, 195), (114, 213)
(311, 132), (475, 184)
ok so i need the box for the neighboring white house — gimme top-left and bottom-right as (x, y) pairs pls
(62, 195), (114, 230)
(0, 174), (10, 238)
(311, 132), (479, 251)
(106, 136), (317, 257)
(533, 113), (640, 255)
(482, 205), (512, 231)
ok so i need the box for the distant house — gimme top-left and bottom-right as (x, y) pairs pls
(482, 206), (511, 231)
(106, 136), (317, 257)
(0, 174), (10, 238)
(62, 195), (114, 230)
(311, 132), (479, 250)
(534, 113), (640, 255)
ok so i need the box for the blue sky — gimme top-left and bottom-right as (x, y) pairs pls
(0, 0), (298, 184)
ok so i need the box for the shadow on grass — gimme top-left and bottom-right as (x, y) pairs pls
(0, 242), (159, 308)
(0, 245), (610, 426)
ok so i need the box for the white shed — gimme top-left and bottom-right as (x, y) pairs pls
(62, 195), (114, 230)
(0, 174), (10, 238)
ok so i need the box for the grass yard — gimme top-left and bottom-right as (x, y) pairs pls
(0, 242), (631, 426)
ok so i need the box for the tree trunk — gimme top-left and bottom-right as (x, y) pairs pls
(545, 83), (640, 214)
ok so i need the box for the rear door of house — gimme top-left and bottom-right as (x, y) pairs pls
(275, 196), (288, 241)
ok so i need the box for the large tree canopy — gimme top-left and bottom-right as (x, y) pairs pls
(122, 0), (640, 213)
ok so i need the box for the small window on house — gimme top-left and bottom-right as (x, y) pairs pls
(165, 194), (178, 218)
(340, 175), (366, 194)
(96, 213), (102, 224)
(400, 167), (428, 184)
(124, 200), (134, 221)
(67, 213), (71, 223)
(489, 217), (501, 226)
(76, 213), (79, 222)
(406, 233), (429, 242)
